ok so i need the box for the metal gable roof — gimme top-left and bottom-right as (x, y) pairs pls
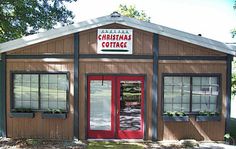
(0, 14), (235, 55)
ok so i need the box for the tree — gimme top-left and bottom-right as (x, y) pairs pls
(232, 1), (236, 37)
(117, 4), (150, 22)
(0, 0), (77, 43)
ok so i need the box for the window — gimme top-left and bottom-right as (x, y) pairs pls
(164, 76), (190, 112)
(192, 77), (219, 112)
(163, 75), (220, 114)
(12, 72), (69, 111)
(13, 74), (39, 109)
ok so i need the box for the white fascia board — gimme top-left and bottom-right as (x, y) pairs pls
(118, 16), (236, 55)
(0, 15), (235, 56)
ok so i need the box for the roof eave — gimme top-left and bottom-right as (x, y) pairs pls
(0, 15), (235, 56)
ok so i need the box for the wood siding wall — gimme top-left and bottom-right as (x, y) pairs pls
(78, 60), (153, 140)
(4, 23), (228, 141)
(159, 35), (226, 56)
(79, 24), (153, 55)
(7, 35), (74, 55)
(157, 61), (226, 141)
(6, 60), (74, 139)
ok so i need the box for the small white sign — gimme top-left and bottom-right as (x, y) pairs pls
(97, 29), (133, 54)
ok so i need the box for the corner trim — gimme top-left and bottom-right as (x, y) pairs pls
(225, 55), (233, 133)
(152, 33), (158, 141)
(0, 53), (6, 137)
(74, 33), (79, 139)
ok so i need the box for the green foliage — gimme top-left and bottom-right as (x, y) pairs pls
(117, 4), (150, 22)
(26, 139), (41, 146)
(45, 108), (65, 114)
(224, 133), (231, 140)
(0, 0), (77, 43)
(13, 108), (32, 112)
(198, 111), (219, 116)
(232, 73), (236, 95)
(231, 29), (236, 38)
(164, 111), (186, 117)
(224, 133), (235, 145)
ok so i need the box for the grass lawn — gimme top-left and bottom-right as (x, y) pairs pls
(87, 141), (144, 149)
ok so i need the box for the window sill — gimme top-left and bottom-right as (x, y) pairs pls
(41, 112), (67, 119)
(163, 115), (189, 122)
(10, 112), (34, 118)
(196, 115), (221, 121)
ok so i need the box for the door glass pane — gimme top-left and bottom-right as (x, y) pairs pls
(120, 80), (142, 131)
(90, 80), (112, 130)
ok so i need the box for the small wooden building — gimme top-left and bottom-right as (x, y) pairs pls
(0, 13), (235, 141)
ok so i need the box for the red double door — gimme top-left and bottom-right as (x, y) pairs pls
(87, 76), (144, 139)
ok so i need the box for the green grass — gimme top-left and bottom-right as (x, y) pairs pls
(87, 141), (144, 149)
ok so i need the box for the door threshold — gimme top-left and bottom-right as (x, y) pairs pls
(87, 139), (144, 142)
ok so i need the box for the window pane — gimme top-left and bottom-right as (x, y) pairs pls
(182, 95), (190, 103)
(192, 95), (201, 103)
(192, 104), (200, 112)
(48, 101), (58, 109)
(163, 76), (190, 113)
(201, 103), (209, 111)
(23, 75), (30, 82)
(49, 75), (57, 83)
(58, 102), (66, 110)
(173, 96), (181, 104)
(14, 92), (21, 101)
(31, 92), (38, 100)
(182, 104), (190, 111)
(41, 75), (48, 83)
(192, 76), (219, 112)
(164, 104), (172, 112)
(22, 82), (30, 91)
(173, 104), (181, 111)
(183, 77), (190, 85)
(58, 92), (66, 101)
(14, 83), (22, 92)
(31, 101), (38, 109)
(164, 97), (172, 104)
(22, 92), (30, 100)
(22, 101), (31, 108)
(41, 100), (48, 109)
(173, 77), (182, 85)
(211, 77), (218, 85)
(210, 96), (217, 104)
(31, 83), (38, 91)
(14, 101), (22, 108)
(90, 80), (112, 130)
(49, 93), (57, 100)
(210, 104), (217, 112)
(40, 74), (68, 111)
(31, 75), (38, 83)
(14, 74), (22, 83)
(193, 77), (201, 85)
(13, 74), (39, 110)
(201, 77), (209, 85)
(164, 77), (173, 85)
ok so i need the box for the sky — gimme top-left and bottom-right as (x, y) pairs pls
(65, 0), (236, 43)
